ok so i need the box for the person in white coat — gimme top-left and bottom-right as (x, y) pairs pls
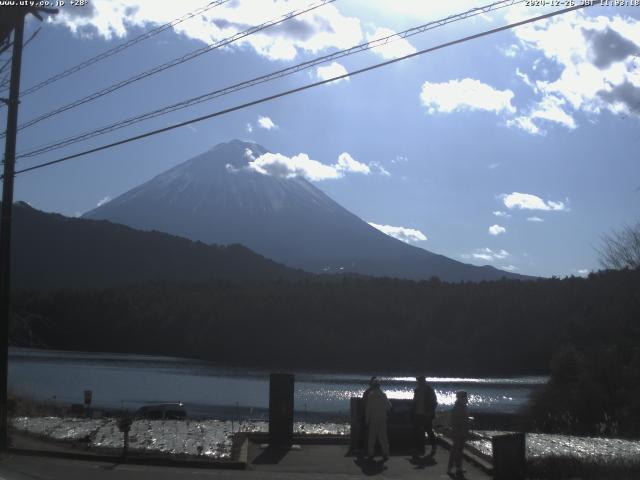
(365, 378), (392, 461)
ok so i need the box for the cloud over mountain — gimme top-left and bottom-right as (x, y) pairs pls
(257, 116), (277, 130)
(368, 222), (427, 243)
(463, 247), (510, 262)
(247, 150), (374, 181)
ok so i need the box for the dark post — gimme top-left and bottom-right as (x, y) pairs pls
(0, 11), (25, 451)
(268, 373), (294, 446)
(117, 417), (133, 457)
(84, 389), (92, 417)
(492, 432), (526, 480)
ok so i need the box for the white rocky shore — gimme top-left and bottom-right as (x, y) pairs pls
(469, 430), (640, 466)
(12, 416), (348, 459)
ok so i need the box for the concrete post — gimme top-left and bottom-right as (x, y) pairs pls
(492, 432), (526, 480)
(269, 373), (294, 446)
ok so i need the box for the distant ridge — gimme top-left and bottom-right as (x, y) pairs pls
(85, 140), (530, 282)
(10, 202), (308, 290)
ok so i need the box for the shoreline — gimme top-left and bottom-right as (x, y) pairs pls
(9, 346), (551, 378)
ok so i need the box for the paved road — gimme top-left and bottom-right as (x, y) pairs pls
(0, 444), (491, 480)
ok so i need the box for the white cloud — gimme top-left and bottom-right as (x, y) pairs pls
(246, 123), (253, 133)
(463, 247), (510, 262)
(248, 151), (374, 181)
(493, 211), (510, 217)
(316, 61), (349, 83)
(527, 216), (544, 222)
(370, 161), (391, 176)
(498, 44), (520, 58)
(257, 116), (277, 130)
(501, 265), (518, 272)
(516, 67), (537, 92)
(507, 115), (541, 135)
(97, 196), (111, 207)
(391, 155), (408, 164)
(508, 94), (577, 135)
(248, 152), (341, 181)
(577, 268), (590, 276)
(488, 163), (500, 169)
(420, 78), (516, 115)
(336, 152), (370, 175)
(52, 0), (364, 61)
(349, 1), (501, 26)
(530, 95), (577, 129)
(367, 26), (417, 59)
(502, 192), (567, 211)
(506, 10), (640, 133)
(489, 224), (506, 236)
(368, 222), (427, 243)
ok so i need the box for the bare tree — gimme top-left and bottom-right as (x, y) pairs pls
(598, 222), (640, 270)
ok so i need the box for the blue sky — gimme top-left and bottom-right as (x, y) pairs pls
(3, 0), (640, 278)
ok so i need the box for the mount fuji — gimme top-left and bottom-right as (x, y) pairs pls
(85, 140), (526, 282)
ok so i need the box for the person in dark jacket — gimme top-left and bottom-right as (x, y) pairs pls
(412, 375), (438, 457)
(447, 390), (471, 477)
(359, 377), (377, 451)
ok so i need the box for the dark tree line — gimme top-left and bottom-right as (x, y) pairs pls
(10, 268), (639, 376)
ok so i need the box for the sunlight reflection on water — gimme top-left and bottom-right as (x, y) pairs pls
(10, 348), (544, 415)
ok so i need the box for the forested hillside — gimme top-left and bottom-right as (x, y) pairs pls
(10, 202), (308, 289)
(11, 268), (639, 376)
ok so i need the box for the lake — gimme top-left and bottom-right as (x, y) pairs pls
(9, 348), (546, 420)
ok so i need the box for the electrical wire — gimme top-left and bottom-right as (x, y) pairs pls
(2, 0), (336, 137)
(16, 0), (524, 160)
(9, 3), (593, 178)
(0, 0), (232, 98)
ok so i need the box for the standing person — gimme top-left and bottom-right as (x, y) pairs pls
(447, 391), (471, 477)
(363, 376), (377, 404)
(359, 377), (377, 451)
(412, 375), (438, 457)
(365, 378), (392, 461)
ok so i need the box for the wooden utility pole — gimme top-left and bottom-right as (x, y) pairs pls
(0, 8), (26, 451)
(0, 5), (57, 451)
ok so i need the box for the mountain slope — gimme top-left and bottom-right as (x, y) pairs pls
(10, 202), (308, 290)
(85, 140), (528, 282)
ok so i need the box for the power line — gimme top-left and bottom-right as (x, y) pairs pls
(16, 0), (525, 160)
(11, 3), (592, 177)
(2, 0), (336, 137)
(0, 0), (232, 99)
(2, 26), (40, 74)
(0, 26), (40, 89)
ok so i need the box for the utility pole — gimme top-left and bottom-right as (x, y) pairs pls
(0, 8), (26, 451)
(0, 5), (56, 451)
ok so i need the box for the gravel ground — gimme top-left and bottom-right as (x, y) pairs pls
(12, 416), (348, 459)
(469, 430), (640, 466)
